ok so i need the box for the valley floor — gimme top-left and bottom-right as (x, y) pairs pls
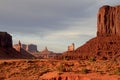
(0, 59), (120, 80)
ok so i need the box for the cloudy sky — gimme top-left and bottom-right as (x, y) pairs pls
(0, 0), (119, 52)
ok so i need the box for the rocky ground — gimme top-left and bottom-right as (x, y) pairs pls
(0, 59), (120, 80)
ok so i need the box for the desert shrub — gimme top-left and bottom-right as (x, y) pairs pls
(114, 68), (120, 75)
(89, 57), (96, 62)
(98, 71), (105, 75)
(39, 68), (49, 76)
(25, 60), (34, 63)
(42, 68), (49, 74)
(57, 64), (66, 72)
(1, 61), (8, 65)
(0, 77), (5, 80)
(68, 63), (74, 66)
(64, 63), (74, 67)
(81, 68), (90, 74)
(63, 56), (69, 60)
(65, 67), (73, 72)
(101, 56), (107, 60)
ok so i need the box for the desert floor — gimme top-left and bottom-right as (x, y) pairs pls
(0, 59), (120, 80)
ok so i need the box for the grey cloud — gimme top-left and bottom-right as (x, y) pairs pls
(0, 0), (97, 32)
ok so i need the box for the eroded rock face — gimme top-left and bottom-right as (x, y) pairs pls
(0, 32), (12, 48)
(68, 43), (75, 51)
(14, 42), (38, 53)
(75, 5), (120, 60)
(97, 5), (120, 37)
(58, 5), (120, 60)
(0, 32), (35, 59)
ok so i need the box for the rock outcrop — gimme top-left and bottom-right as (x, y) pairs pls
(0, 33), (35, 59)
(0, 32), (12, 48)
(13, 41), (36, 59)
(77, 5), (120, 60)
(97, 5), (120, 37)
(68, 43), (75, 51)
(14, 43), (38, 53)
(26, 44), (38, 53)
(13, 40), (21, 52)
(32, 47), (61, 59)
(58, 5), (120, 60)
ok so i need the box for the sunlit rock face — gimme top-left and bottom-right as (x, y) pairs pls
(58, 5), (120, 60)
(76, 5), (120, 60)
(97, 5), (120, 37)
(68, 43), (75, 51)
(14, 42), (38, 53)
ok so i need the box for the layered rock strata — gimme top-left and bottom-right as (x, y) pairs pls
(97, 5), (120, 36)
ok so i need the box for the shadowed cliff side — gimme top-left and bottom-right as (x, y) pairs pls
(0, 32), (35, 59)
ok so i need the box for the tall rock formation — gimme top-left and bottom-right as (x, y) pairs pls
(26, 44), (38, 53)
(59, 5), (120, 60)
(13, 40), (21, 52)
(22, 44), (27, 50)
(97, 5), (120, 37)
(68, 43), (75, 51)
(14, 42), (38, 53)
(0, 32), (35, 59)
(33, 47), (59, 59)
(0, 32), (12, 48)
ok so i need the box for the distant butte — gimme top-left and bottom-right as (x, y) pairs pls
(58, 5), (120, 61)
(0, 32), (35, 59)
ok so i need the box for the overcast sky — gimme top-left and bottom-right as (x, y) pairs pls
(0, 0), (120, 52)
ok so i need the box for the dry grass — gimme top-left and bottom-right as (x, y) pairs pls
(0, 59), (119, 80)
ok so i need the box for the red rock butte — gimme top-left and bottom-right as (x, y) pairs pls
(0, 32), (35, 59)
(0, 32), (12, 48)
(97, 5), (120, 37)
(58, 5), (120, 60)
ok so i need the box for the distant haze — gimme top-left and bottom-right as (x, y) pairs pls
(0, 0), (119, 52)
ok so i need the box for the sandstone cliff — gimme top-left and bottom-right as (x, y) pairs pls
(14, 42), (38, 53)
(97, 5), (120, 36)
(32, 47), (61, 59)
(77, 5), (120, 60)
(68, 43), (75, 51)
(0, 32), (12, 48)
(0, 32), (35, 59)
(59, 5), (120, 60)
